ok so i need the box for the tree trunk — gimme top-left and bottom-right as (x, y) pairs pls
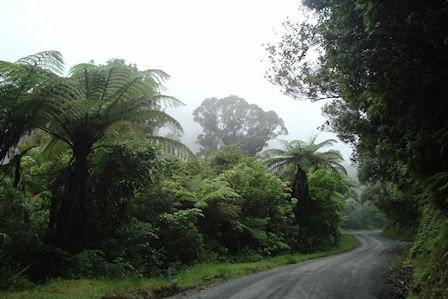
(54, 140), (92, 253)
(291, 166), (310, 227)
(12, 146), (34, 189)
(13, 155), (21, 189)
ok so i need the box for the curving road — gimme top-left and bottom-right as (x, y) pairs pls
(172, 232), (401, 299)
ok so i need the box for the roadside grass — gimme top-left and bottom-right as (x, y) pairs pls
(0, 279), (173, 299)
(175, 234), (358, 288)
(1, 235), (358, 299)
(340, 228), (382, 233)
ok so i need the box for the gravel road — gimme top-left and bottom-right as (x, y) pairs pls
(171, 232), (401, 299)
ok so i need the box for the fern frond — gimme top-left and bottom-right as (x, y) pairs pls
(424, 171), (448, 192)
(147, 136), (193, 160)
(15, 50), (64, 74)
(155, 94), (185, 109)
(40, 136), (71, 163)
(261, 137), (345, 177)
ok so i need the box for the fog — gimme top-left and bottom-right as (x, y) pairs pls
(1, 0), (353, 168)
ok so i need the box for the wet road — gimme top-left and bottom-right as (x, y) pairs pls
(172, 232), (401, 299)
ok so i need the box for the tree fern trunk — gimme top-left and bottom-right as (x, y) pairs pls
(54, 140), (92, 253)
(292, 166), (310, 228)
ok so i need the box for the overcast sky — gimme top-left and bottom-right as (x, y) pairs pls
(0, 0), (353, 164)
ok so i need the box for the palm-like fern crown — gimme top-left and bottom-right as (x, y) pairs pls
(41, 61), (191, 158)
(262, 136), (346, 175)
(0, 51), (64, 161)
(175, 175), (241, 220)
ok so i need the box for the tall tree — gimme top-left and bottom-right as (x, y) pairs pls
(267, 4), (448, 293)
(193, 95), (288, 157)
(266, 0), (448, 209)
(42, 60), (188, 252)
(0, 51), (64, 162)
(262, 137), (346, 229)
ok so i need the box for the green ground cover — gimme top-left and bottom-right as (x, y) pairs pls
(1, 235), (358, 299)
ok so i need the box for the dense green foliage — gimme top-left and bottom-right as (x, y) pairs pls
(0, 51), (64, 162)
(262, 137), (347, 252)
(193, 95), (288, 157)
(3, 1), (447, 295)
(1, 235), (358, 298)
(409, 206), (448, 298)
(0, 52), (355, 292)
(267, 0), (448, 297)
(42, 61), (187, 253)
(0, 142), (351, 290)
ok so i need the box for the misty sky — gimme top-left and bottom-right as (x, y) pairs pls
(0, 0), (353, 164)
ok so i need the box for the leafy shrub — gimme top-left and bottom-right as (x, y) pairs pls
(0, 232), (34, 291)
(209, 144), (244, 174)
(0, 186), (69, 289)
(156, 208), (204, 266)
(219, 158), (294, 252)
(220, 158), (291, 219)
(113, 218), (161, 276)
(0, 227), (69, 288)
(410, 205), (448, 298)
(0, 262), (34, 291)
(239, 247), (263, 262)
(198, 249), (230, 263)
(262, 232), (292, 256)
(68, 250), (109, 278)
(88, 144), (161, 244)
(297, 169), (346, 252)
(0, 185), (29, 223)
(68, 250), (135, 279)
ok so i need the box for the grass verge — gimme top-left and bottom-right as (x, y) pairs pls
(1, 235), (358, 299)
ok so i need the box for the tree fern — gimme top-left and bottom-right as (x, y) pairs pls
(261, 136), (346, 231)
(38, 59), (191, 252)
(0, 51), (64, 162)
(262, 137), (346, 177)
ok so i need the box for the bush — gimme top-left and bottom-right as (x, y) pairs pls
(297, 170), (346, 252)
(409, 205), (448, 298)
(68, 250), (136, 279)
(156, 209), (204, 266)
(219, 158), (294, 253)
(262, 232), (291, 256)
(0, 185), (69, 290)
(0, 262), (34, 291)
(0, 227), (69, 289)
(113, 218), (162, 276)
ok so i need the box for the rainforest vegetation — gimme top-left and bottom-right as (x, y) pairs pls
(267, 0), (448, 297)
(1, 0), (447, 298)
(0, 53), (366, 294)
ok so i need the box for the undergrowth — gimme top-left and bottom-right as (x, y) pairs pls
(383, 205), (448, 299)
(408, 205), (448, 298)
(381, 225), (416, 242)
(0, 235), (358, 299)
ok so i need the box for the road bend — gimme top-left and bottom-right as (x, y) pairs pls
(172, 232), (401, 299)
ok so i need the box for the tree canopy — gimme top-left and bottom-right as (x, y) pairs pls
(262, 136), (346, 251)
(266, 0), (448, 200)
(193, 95), (288, 157)
(0, 51), (354, 292)
(0, 51), (64, 162)
(267, 1), (448, 296)
(40, 59), (188, 252)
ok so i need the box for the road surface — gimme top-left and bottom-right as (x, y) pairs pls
(172, 232), (401, 299)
